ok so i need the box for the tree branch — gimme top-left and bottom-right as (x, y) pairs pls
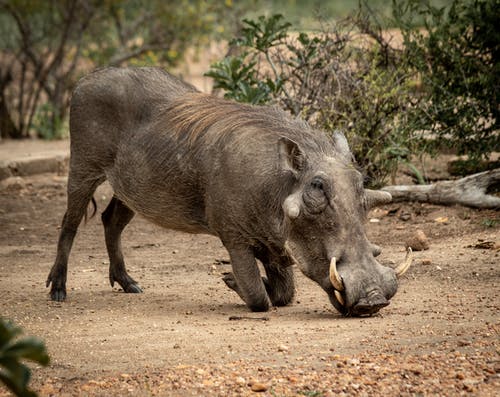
(382, 169), (500, 209)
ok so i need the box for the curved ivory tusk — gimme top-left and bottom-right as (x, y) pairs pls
(329, 257), (344, 291)
(395, 247), (413, 277)
(334, 290), (345, 306)
(365, 189), (392, 209)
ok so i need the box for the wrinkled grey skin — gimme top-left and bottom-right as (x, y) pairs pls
(47, 67), (398, 316)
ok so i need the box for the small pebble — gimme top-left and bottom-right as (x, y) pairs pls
(250, 382), (269, 392)
(278, 344), (289, 352)
(235, 376), (246, 385)
(399, 212), (411, 221)
(406, 229), (430, 251)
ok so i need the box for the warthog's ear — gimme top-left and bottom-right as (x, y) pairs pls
(278, 137), (305, 176)
(333, 130), (353, 162)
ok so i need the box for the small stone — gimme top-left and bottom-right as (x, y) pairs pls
(408, 364), (424, 375)
(278, 344), (289, 352)
(463, 379), (476, 392)
(235, 376), (246, 385)
(399, 211), (411, 221)
(421, 258), (432, 266)
(0, 176), (25, 190)
(405, 229), (430, 251)
(347, 358), (360, 366)
(250, 382), (269, 392)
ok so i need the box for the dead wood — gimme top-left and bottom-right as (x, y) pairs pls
(382, 168), (500, 209)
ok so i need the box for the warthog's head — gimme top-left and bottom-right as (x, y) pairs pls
(279, 132), (412, 316)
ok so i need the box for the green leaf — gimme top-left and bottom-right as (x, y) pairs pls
(3, 338), (50, 366)
(0, 320), (21, 349)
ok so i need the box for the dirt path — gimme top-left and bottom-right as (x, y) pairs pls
(0, 174), (498, 396)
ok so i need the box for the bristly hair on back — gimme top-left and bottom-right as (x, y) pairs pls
(160, 92), (312, 146)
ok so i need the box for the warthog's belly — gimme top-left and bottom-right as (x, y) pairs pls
(104, 165), (211, 235)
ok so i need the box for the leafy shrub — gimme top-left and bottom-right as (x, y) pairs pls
(0, 318), (49, 397)
(206, 13), (420, 186)
(207, 1), (499, 184)
(31, 103), (66, 140)
(393, 0), (500, 164)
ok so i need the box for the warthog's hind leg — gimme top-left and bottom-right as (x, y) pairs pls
(47, 176), (103, 301)
(102, 196), (142, 293)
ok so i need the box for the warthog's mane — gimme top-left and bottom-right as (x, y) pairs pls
(160, 92), (318, 148)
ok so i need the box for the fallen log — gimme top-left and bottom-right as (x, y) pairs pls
(382, 168), (500, 209)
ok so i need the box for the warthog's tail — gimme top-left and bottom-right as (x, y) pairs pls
(83, 197), (97, 224)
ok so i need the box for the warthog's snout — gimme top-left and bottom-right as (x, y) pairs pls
(350, 290), (390, 316)
(328, 248), (413, 316)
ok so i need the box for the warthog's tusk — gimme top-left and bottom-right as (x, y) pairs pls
(334, 290), (345, 306)
(329, 257), (344, 291)
(395, 247), (413, 277)
(365, 189), (392, 209)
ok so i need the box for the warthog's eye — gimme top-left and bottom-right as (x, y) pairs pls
(311, 177), (324, 190)
(303, 177), (329, 214)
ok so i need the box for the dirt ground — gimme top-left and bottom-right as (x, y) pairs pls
(0, 168), (499, 396)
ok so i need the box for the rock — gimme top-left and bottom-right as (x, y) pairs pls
(421, 258), (432, 266)
(0, 176), (25, 190)
(250, 382), (269, 392)
(347, 358), (360, 366)
(278, 344), (289, 352)
(234, 376), (246, 385)
(399, 211), (412, 221)
(406, 229), (430, 251)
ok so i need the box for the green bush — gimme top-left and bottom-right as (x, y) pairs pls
(207, 1), (499, 184)
(0, 318), (49, 397)
(31, 103), (66, 140)
(206, 14), (420, 186)
(393, 0), (500, 164)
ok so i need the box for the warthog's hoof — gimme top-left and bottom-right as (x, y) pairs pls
(223, 272), (270, 312)
(123, 283), (143, 293)
(50, 287), (66, 302)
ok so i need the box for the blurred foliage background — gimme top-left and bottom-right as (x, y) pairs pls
(0, 0), (498, 186)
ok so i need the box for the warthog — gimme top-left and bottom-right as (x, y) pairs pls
(47, 67), (411, 316)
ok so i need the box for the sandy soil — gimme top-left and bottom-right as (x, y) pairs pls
(0, 172), (498, 396)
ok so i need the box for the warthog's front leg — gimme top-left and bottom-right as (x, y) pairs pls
(252, 246), (295, 307)
(262, 263), (295, 307)
(222, 245), (271, 312)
